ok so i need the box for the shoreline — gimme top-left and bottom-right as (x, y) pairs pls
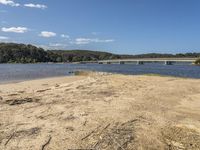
(0, 71), (194, 85)
(0, 74), (73, 85)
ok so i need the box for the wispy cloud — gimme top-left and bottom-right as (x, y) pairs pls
(0, 0), (20, 7)
(61, 34), (70, 39)
(0, 36), (9, 40)
(49, 43), (68, 48)
(35, 43), (67, 50)
(39, 31), (56, 38)
(0, 0), (47, 9)
(1, 27), (28, 33)
(24, 3), (47, 9)
(75, 38), (114, 45)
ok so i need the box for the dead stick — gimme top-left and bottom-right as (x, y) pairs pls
(99, 123), (110, 134)
(93, 123), (111, 148)
(4, 133), (15, 146)
(41, 136), (52, 150)
(81, 125), (101, 140)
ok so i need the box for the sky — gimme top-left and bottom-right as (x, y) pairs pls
(0, 0), (200, 54)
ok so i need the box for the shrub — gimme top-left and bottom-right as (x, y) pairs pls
(195, 58), (200, 65)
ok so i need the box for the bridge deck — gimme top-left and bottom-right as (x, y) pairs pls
(98, 58), (196, 63)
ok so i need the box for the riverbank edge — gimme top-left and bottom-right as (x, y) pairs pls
(0, 70), (197, 86)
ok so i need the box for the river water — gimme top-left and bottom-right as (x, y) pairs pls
(0, 63), (200, 83)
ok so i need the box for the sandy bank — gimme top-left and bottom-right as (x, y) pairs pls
(0, 72), (200, 150)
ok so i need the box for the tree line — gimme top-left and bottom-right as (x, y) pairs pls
(0, 43), (200, 63)
(0, 43), (119, 63)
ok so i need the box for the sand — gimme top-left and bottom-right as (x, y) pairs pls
(0, 72), (200, 150)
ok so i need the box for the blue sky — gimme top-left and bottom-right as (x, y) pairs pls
(0, 0), (200, 54)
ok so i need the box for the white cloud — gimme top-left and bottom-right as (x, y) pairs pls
(0, 1), (48, 9)
(48, 43), (68, 49)
(24, 3), (47, 9)
(35, 43), (67, 50)
(75, 38), (114, 45)
(39, 31), (56, 38)
(49, 43), (67, 47)
(0, 36), (9, 40)
(0, 0), (20, 7)
(61, 34), (70, 39)
(1, 27), (28, 33)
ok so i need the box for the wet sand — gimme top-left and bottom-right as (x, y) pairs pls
(0, 72), (200, 150)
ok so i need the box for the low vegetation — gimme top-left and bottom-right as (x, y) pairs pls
(195, 58), (200, 65)
(1, 42), (200, 63)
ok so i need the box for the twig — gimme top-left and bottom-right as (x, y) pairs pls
(93, 123), (111, 148)
(100, 124), (110, 133)
(93, 140), (101, 148)
(4, 133), (15, 146)
(41, 136), (52, 150)
(121, 119), (138, 126)
(97, 123), (110, 136)
(81, 125), (101, 140)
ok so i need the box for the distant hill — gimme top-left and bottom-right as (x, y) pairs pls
(49, 50), (120, 62)
(0, 43), (200, 63)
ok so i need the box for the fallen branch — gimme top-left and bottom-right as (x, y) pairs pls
(41, 136), (52, 150)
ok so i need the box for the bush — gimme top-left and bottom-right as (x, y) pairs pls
(195, 58), (200, 65)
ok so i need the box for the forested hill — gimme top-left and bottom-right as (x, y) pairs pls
(0, 43), (200, 63)
(0, 43), (50, 63)
(0, 43), (119, 63)
(49, 50), (120, 62)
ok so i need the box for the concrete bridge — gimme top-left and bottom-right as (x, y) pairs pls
(97, 58), (196, 65)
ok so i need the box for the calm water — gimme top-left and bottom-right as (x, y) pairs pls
(0, 63), (200, 83)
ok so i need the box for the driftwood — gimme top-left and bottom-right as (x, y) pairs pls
(41, 136), (52, 150)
